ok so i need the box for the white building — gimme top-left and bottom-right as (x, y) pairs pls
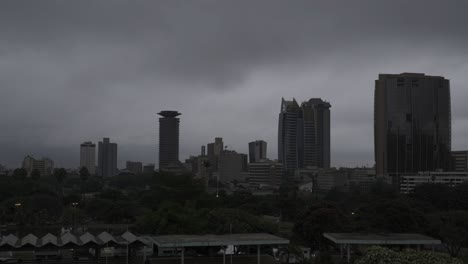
(400, 171), (468, 194)
(80, 141), (96, 175)
(22, 155), (54, 177)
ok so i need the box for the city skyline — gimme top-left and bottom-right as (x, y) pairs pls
(1, 1), (468, 168)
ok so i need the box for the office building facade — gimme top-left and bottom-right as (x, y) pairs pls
(158, 111), (181, 170)
(218, 150), (245, 183)
(207, 137), (223, 170)
(375, 73), (451, 176)
(301, 99), (331, 169)
(98, 138), (118, 177)
(80, 141), (96, 175)
(249, 140), (267, 163)
(278, 98), (331, 174)
(248, 160), (283, 188)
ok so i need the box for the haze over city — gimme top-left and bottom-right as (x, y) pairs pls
(1, 0), (468, 168)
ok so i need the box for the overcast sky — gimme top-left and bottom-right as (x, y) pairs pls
(1, 0), (468, 169)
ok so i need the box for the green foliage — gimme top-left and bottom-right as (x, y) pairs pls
(135, 203), (279, 235)
(54, 168), (67, 184)
(31, 169), (41, 180)
(427, 211), (468, 257)
(355, 246), (462, 264)
(294, 202), (346, 249)
(352, 198), (427, 233)
(61, 207), (87, 226)
(79, 166), (90, 181)
(12, 168), (27, 180)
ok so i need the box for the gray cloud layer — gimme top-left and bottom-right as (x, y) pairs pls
(1, 0), (468, 168)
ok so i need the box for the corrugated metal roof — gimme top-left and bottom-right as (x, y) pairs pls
(40, 233), (58, 247)
(97, 231), (117, 244)
(61, 232), (79, 246)
(0, 234), (18, 247)
(21, 234), (38, 247)
(80, 232), (99, 245)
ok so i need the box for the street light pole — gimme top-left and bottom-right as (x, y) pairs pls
(71, 202), (78, 231)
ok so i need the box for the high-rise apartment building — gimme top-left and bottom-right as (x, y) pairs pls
(278, 98), (331, 174)
(249, 140), (267, 163)
(97, 138), (118, 177)
(158, 111), (181, 170)
(374, 73), (451, 176)
(80, 141), (96, 175)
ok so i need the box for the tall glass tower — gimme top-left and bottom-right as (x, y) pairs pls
(374, 73), (451, 176)
(158, 111), (181, 170)
(278, 98), (331, 174)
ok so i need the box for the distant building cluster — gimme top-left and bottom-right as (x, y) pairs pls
(3, 72), (467, 195)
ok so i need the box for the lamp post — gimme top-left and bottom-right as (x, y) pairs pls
(14, 203), (22, 225)
(71, 202), (78, 230)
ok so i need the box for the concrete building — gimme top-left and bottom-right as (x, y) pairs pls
(347, 168), (376, 190)
(451, 151), (468, 172)
(400, 171), (468, 193)
(248, 160), (283, 188)
(196, 156), (210, 186)
(126, 161), (143, 174)
(22, 155), (54, 177)
(249, 140), (267, 163)
(80, 141), (96, 175)
(218, 150), (246, 183)
(207, 137), (223, 170)
(375, 73), (452, 177)
(97, 138), (118, 177)
(315, 169), (348, 192)
(143, 164), (155, 173)
(158, 111), (181, 170)
(278, 98), (331, 174)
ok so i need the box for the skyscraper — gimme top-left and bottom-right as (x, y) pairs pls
(80, 141), (96, 175)
(249, 140), (267, 163)
(158, 111), (181, 170)
(278, 98), (301, 173)
(98, 138), (118, 177)
(301, 99), (331, 169)
(278, 98), (331, 174)
(374, 73), (451, 176)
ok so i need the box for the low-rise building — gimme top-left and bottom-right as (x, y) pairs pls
(248, 160), (283, 188)
(451, 151), (468, 172)
(218, 150), (246, 183)
(126, 161), (143, 174)
(400, 171), (468, 193)
(22, 155), (54, 177)
(143, 164), (155, 173)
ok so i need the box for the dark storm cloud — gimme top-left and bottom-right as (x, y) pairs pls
(1, 0), (467, 168)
